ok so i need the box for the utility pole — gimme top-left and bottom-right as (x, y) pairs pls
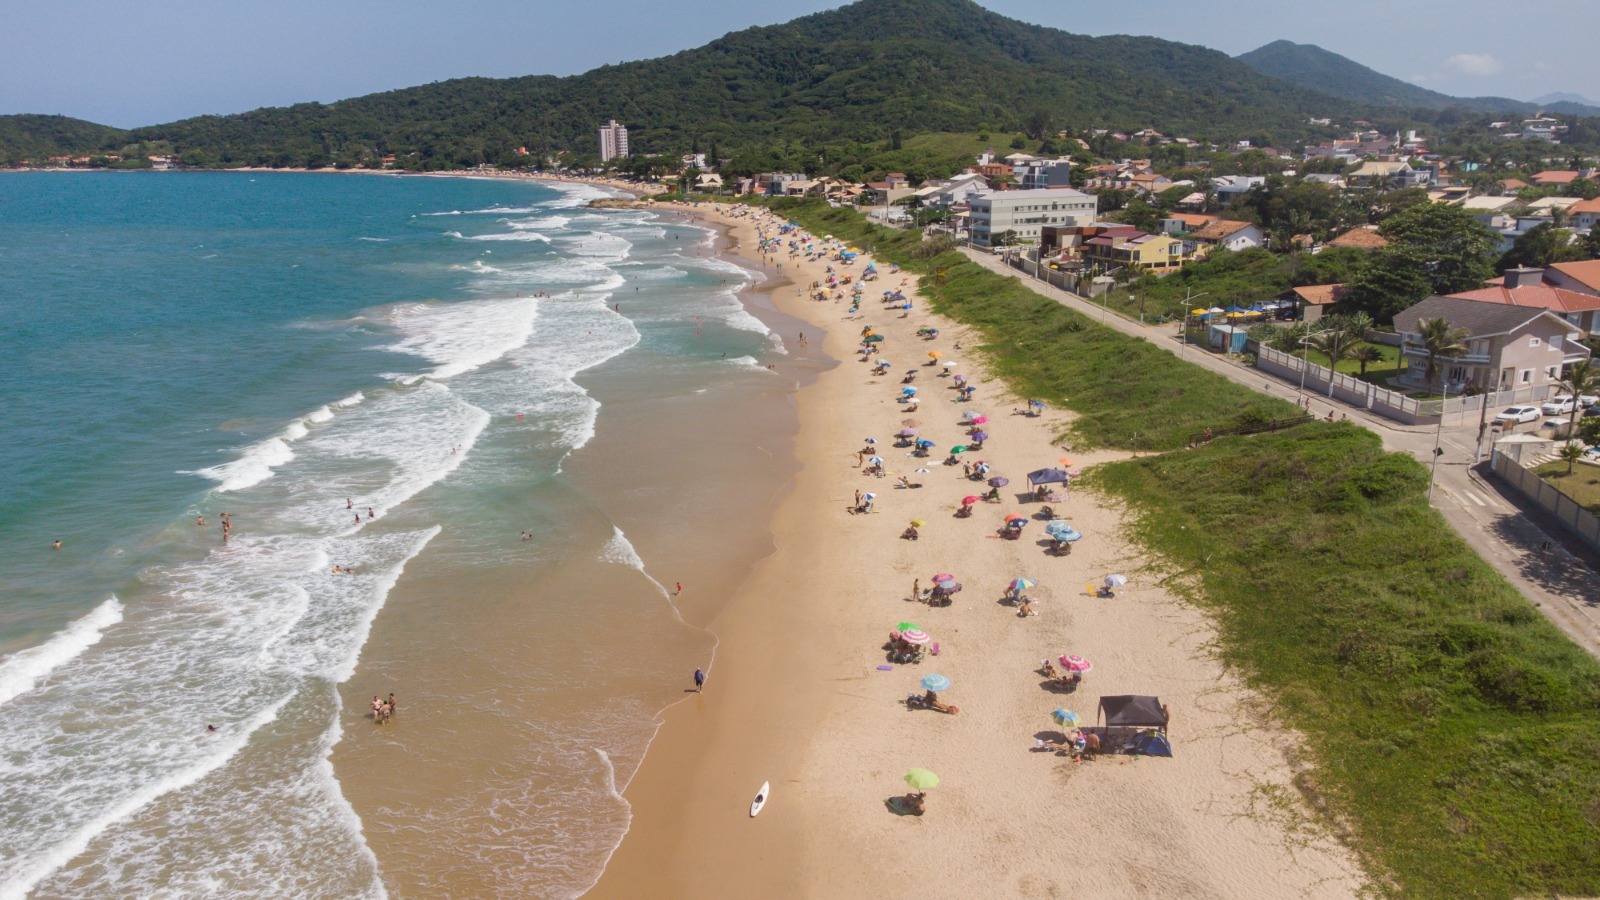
(1428, 381), (1449, 503)
(1180, 289), (1209, 361)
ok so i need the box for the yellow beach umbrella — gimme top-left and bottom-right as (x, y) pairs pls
(928, 350), (943, 359)
(1190, 308), (1208, 315)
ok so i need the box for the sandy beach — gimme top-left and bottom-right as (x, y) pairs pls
(591, 202), (1368, 897)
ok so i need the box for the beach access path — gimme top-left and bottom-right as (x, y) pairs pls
(590, 203), (1366, 898)
(962, 248), (1600, 658)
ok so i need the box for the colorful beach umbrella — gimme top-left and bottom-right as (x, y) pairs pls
(909, 519), (926, 527)
(950, 445), (968, 453)
(1045, 521), (1082, 542)
(901, 629), (931, 645)
(970, 431), (989, 442)
(898, 428), (918, 436)
(868, 456), (884, 464)
(897, 621), (921, 632)
(1060, 655), (1092, 672)
(1052, 709), (1081, 727)
(920, 673), (951, 691)
(901, 386), (917, 395)
(1008, 578), (1038, 592)
(863, 492), (877, 500)
(960, 495), (981, 506)
(931, 573), (955, 583)
(928, 350), (942, 359)
(970, 415), (989, 424)
(939, 582), (963, 594)
(904, 769), (940, 790)
(916, 439), (936, 448)
(1104, 574), (1128, 588)
(864, 437), (877, 444)
(988, 476), (1009, 487)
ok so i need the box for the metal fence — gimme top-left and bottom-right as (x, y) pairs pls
(1255, 345), (1551, 426)
(1491, 450), (1600, 552)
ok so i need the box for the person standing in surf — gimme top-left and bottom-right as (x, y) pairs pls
(694, 669), (706, 692)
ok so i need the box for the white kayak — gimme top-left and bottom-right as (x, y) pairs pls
(750, 781), (770, 817)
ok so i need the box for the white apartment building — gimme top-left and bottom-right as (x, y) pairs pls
(598, 119), (630, 162)
(968, 188), (1097, 247)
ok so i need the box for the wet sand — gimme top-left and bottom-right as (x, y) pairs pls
(591, 204), (1368, 898)
(333, 221), (833, 896)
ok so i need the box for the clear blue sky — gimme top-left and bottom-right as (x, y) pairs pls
(4, 0), (1595, 127)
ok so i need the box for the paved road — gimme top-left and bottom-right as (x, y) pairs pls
(964, 248), (1600, 655)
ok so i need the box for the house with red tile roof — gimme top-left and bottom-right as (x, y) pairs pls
(1158, 212), (1218, 235)
(1567, 198), (1600, 232)
(1190, 219), (1265, 251)
(1500, 177), (1530, 194)
(1531, 170), (1581, 187)
(1547, 260), (1600, 297)
(1284, 283), (1347, 324)
(1449, 267), (1600, 336)
(1328, 227), (1389, 251)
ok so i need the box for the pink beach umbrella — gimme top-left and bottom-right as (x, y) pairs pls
(1059, 655), (1092, 672)
(970, 415), (989, 424)
(960, 496), (981, 506)
(931, 573), (956, 583)
(900, 629), (931, 645)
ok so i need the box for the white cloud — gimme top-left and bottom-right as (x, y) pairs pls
(1447, 53), (1503, 76)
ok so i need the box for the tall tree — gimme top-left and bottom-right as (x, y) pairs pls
(1556, 360), (1600, 444)
(1414, 317), (1470, 390)
(1499, 223), (1586, 270)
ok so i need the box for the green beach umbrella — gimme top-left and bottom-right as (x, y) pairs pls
(950, 445), (967, 453)
(904, 768), (940, 790)
(897, 622), (921, 632)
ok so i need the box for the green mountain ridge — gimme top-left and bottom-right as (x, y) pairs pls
(4, 0), (1377, 168)
(1236, 40), (1600, 117)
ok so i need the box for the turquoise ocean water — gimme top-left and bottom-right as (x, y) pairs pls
(0, 172), (787, 896)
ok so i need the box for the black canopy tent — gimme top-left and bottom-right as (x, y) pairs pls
(1097, 695), (1169, 734)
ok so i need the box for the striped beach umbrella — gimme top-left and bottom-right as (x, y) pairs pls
(900, 629), (931, 645)
(931, 573), (956, 583)
(1052, 709), (1081, 727)
(1060, 655), (1092, 672)
(1008, 577), (1038, 592)
(920, 673), (951, 691)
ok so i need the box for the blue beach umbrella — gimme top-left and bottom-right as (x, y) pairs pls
(921, 674), (952, 692)
(902, 386), (918, 395)
(1045, 521), (1083, 542)
(1008, 577), (1038, 592)
(916, 439), (936, 448)
(868, 456), (885, 464)
(1052, 709), (1081, 727)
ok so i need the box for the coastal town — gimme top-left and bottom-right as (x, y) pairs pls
(8, 0), (1600, 896)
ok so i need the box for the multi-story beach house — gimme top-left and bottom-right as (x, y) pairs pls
(968, 188), (1097, 248)
(598, 120), (630, 162)
(1391, 295), (1590, 394)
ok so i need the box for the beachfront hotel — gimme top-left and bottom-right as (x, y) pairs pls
(598, 119), (630, 162)
(968, 188), (1098, 248)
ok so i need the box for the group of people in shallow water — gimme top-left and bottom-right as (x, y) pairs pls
(197, 512), (234, 543)
(371, 692), (399, 725)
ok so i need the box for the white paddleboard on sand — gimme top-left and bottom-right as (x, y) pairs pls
(750, 781), (770, 817)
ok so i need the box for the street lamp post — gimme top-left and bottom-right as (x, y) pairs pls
(1428, 380), (1450, 503)
(1295, 326), (1330, 406)
(1179, 289), (1210, 360)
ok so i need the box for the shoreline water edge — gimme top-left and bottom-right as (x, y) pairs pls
(0, 169), (1368, 898)
(587, 197), (1370, 898)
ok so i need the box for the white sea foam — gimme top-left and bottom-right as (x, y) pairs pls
(556, 230), (632, 261)
(421, 205), (544, 216)
(187, 394), (360, 492)
(356, 237), (389, 242)
(507, 215), (570, 231)
(385, 295), (540, 381)
(0, 597), (123, 708)
(540, 182), (615, 208)
(444, 229), (550, 243)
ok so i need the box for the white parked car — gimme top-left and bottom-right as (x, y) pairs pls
(1543, 396), (1577, 415)
(1494, 406), (1542, 425)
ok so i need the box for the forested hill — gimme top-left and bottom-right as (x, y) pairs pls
(1236, 40), (1600, 117)
(10, 0), (1372, 169)
(0, 115), (128, 159)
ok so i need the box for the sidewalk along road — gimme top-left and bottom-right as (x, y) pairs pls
(962, 248), (1600, 657)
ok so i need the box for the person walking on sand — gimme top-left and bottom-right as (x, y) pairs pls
(673, 582), (683, 596)
(694, 668), (706, 692)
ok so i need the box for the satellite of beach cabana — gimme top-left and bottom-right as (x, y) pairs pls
(1027, 468), (1071, 486)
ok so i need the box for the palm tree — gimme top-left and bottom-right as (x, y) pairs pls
(1560, 441), (1586, 475)
(1309, 328), (1356, 372)
(1415, 317), (1470, 391)
(1350, 344), (1386, 379)
(1556, 360), (1600, 443)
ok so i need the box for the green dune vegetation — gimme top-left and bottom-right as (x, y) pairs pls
(760, 195), (1600, 897)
